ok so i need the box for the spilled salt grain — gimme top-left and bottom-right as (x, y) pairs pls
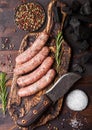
(69, 118), (83, 129)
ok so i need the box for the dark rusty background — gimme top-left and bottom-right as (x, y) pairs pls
(0, 0), (92, 130)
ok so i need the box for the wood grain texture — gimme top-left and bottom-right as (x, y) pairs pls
(1, 73), (92, 130)
(0, 0), (92, 130)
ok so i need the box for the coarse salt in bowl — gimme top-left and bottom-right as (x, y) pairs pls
(66, 89), (88, 111)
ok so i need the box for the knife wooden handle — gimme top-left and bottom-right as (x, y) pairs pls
(17, 94), (52, 127)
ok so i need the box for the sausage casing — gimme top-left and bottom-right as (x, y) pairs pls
(17, 57), (54, 87)
(14, 46), (50, 75)
(16, 32), (49, 64)
(18, 69), (56, 97)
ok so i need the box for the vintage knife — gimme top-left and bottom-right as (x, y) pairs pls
(17, 72), (81, 127)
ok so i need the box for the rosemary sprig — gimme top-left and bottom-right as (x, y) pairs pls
(0, 72), (7, 115)
(55, 31), (63, 72)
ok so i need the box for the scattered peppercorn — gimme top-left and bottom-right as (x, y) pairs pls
(15, 2), (46, 31)
(1, 44), (5, 49)
(4, 38), (9, 44)
(9, 43), (15, 49)
(46, 123), (59, 130)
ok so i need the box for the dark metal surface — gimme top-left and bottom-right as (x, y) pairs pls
(46, 72), (81, 103)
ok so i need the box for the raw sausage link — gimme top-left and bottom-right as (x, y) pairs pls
(18, 69), (56, 97)
(14, 46), (50, 75)
(17, 57), (54, 87)
(16, 32), (49, 64)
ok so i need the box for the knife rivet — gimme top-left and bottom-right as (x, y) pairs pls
(22, 119), (26, 124)
(33, 110), (38, 114)
(43, 100), (48, 106)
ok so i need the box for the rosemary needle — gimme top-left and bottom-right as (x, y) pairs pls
(0, 72), (7, 115)
(55, 31), (63, 72)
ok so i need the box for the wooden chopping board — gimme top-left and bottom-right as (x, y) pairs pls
(0, 0), (92, 130)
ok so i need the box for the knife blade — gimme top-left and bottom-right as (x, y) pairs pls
(17, 72), (81, 127)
